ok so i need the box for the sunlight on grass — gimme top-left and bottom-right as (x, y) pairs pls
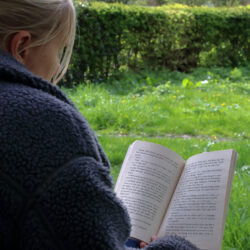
(223, 169), (250, 250)
(98, 135), (250, 180)
(98, 135), (250, 250)
(64, 66), (250, 139)
(62, 66), (250, 250)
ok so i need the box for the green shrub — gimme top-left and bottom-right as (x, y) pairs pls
(61, 2), (250, 86)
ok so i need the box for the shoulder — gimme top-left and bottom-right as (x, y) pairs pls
(0, 81), (90, 149)
(0, 81), (109, 188)
(0, 79), (90, 138)
(0, 80), (76, 116)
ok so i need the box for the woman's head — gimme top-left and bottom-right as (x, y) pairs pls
(0, 0), (76, 84)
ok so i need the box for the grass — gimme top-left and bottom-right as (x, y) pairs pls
(65, 66), (250, 138)
(98, 135), (250, 249)
(97, 135), (250, 182)
(63, 65), (250, 249)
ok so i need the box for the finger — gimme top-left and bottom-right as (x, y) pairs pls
(140, 241), (148, 248)
(150, 236), (159, 242)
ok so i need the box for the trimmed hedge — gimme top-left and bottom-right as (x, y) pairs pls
(63, 2), (250, 85)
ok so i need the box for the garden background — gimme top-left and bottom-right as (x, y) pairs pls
(61, 1), (250, 249)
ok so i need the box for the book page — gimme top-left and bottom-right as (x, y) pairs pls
(115, 141), (185, 243)
(158, 150), (236, 250)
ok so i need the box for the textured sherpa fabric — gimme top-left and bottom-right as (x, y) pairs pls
(0, 50), (199, 250)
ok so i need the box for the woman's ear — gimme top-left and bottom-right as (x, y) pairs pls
(9, 31), (32, 64)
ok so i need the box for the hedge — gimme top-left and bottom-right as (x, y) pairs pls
(62, 2), (250, 85)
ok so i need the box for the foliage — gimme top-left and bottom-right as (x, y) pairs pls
(132, 0), (249, 7)
(80, 0), (249, 6)
(62, 2), (250, 86)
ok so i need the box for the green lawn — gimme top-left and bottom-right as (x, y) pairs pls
(65, 66), (249, 138)
(63, 66), (250, 249)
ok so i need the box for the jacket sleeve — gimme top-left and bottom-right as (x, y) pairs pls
(30, 156), (131, 250)
(124, 236), (199, 250)
(143, 235), (199, 250)
(21, 154), (198, 250)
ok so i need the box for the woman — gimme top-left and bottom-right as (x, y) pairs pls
(0, 0), (198, 249)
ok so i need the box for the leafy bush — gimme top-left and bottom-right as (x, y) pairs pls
(62, 2), (250, 86)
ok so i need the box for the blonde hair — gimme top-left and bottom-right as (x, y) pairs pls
(0, 0), (76, 84)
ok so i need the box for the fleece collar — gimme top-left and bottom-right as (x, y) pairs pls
(0, 49), (74, 107)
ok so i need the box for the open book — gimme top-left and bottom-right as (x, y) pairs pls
(115, 140), (237, 250)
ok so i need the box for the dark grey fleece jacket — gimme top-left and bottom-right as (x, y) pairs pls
(0, 50), (198, 250)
